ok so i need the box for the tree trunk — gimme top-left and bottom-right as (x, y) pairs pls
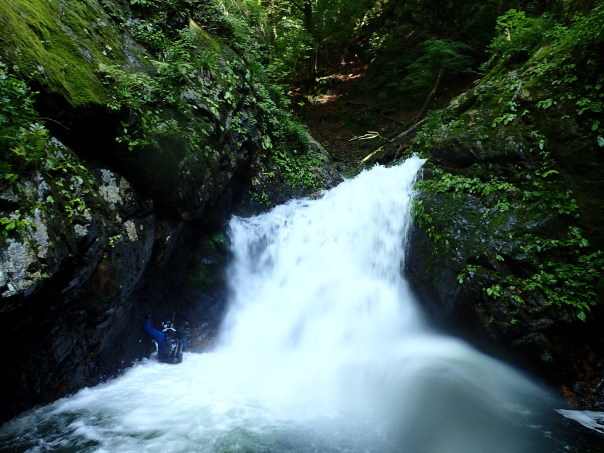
(303, 0), (313, 34)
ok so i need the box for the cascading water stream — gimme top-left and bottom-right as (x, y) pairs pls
(216, 156), (427, 417)
(0, 156), (588, 452)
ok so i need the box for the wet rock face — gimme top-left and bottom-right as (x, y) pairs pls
(0, 111), (263, 422)
(0, 139), (156, 420)
(0, 140), (149, 302)
(0, 132), (262, 421)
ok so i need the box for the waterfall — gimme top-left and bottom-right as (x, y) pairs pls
(216, 156), (426, 415)
(0, 157), (569, 453)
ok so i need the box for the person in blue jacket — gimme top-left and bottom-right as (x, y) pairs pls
(144, 315), (188, 364)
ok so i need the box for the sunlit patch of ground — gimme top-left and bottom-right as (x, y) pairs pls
(291, 60), (402, 163)
(290, 58), (428, 166)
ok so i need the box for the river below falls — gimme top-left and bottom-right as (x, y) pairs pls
(2, 156), (604, 452)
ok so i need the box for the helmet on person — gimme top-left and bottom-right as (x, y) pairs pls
(162, 320), (176, 332)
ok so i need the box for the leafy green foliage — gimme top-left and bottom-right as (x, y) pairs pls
(246, 71), (326, 192)
(0, 66), (98, 241)
(416, 159), (602, 321)
(44, 152), (97, 225)
(376, 39), (474, 109)
(364, 0), (505, 110)
(98, 1), (326, 196)
(129, 0), (229, 35)
(484, 9), (554, 67)
(0, 63), (48, 184)
(460, 248), (603, 323)
(100, 23), (220, 154)
(0, 210), (34, 241)
(486, 4), (604, 145)
(411, 199), (451, 255)
(219, 0), (390, 80)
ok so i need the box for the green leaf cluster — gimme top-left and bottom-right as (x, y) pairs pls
(0, 63), (49, 184)
(0, 210), (34, 241)
(484, 9), (555, 67)
(99, 25), (209, 153)
(418, 158), (602, 321)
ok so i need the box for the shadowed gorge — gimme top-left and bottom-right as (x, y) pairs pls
(0, 0), (603, 449)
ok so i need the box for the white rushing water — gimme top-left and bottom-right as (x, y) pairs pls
(0, 157), (562, 452)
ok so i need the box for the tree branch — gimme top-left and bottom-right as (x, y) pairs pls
(289, 0), (305, 14)
(390, 117), (428, 142)
(413, 67), (444, 123)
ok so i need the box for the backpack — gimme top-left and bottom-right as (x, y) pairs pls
(159, 329), (184, 364)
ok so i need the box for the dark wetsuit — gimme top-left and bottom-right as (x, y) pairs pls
(144, 316), (188, 363)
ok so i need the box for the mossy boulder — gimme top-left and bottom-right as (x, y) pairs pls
(0, 138), (153, 301)
(0, 0), (126, 106)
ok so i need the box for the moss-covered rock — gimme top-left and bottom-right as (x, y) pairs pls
(0, 0), (125, 105)
(407, 4), (604, 409)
